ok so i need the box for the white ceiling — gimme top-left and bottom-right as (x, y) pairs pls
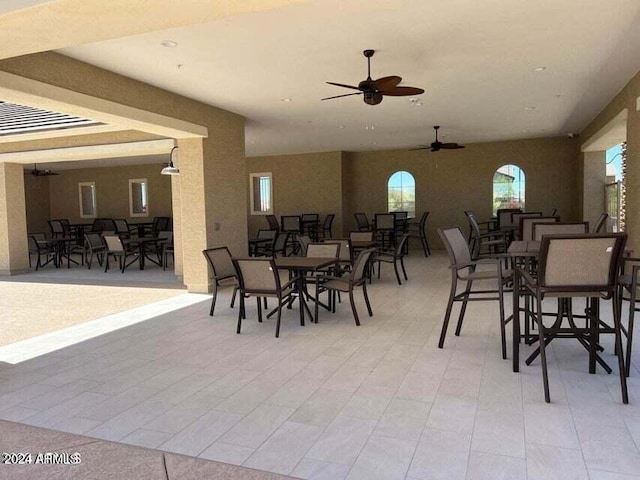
(16, 0), (640, 156)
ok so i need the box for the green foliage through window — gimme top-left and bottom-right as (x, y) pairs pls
(388, 171), (416, 218)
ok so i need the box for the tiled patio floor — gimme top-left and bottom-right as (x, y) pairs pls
(0, 252), (639, 479)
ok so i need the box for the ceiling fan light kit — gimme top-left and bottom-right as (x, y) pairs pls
(322, 49), (425, 106)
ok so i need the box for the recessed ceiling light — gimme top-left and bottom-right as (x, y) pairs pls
(338, 125), (346, 129)
(281, 98), (292, 102)
(524, 106), (536, 111)
(161, 40), (178, 48)
(533, 66), (546, 72)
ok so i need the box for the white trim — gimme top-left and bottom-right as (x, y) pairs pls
(78, 181), (97, 218)
(129, 178), (149, 217)
(0, 139), (176, 164)
(0, 71), (208, 139)
(249, 171), (273, 215)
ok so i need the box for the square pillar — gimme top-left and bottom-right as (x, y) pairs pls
(0, 162), (29, 275)
(582, 150), (606, 227)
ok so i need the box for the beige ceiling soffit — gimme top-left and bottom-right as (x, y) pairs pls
(0, 71), (208, 139)
(0, 139), (176, 164)
(0, 0), (305, 60)
(0, 124), (123, 144)
(581, 108), (628, 152)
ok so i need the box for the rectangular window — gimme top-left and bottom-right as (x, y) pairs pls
(250, 172), (273, 215)
(129, 178), (149, 217)
(78, 182), (97, 218)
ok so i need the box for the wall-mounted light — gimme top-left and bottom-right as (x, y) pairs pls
(161, 146), (180, 175)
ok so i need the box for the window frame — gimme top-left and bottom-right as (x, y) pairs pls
(128, 178), (149, 218)
(250, 172), (273, 215)
(492, 164), (525, 214)
(78, 181), (97, 219)
(387, 170), (416, 218)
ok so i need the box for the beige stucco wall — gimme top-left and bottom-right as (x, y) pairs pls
(580, 69), (640, 251)
(0, 52), (247, 290)
(246, 151), (344, 237)
(47, 164), (172, 223)
(0, 163), (29, 274)
(24, 175), (51, 234)
(343, 136), (580, 248)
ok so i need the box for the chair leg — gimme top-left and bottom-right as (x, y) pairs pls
(236, 294), (244, 334)
(104, 255), (109, 272)
(362, 282), (373, 316)
(257, 296), (263, 323)
(626, 287), (636, 378)
(393, 259), (402, 285)
(315, 278), (320, 324)
(613, 291), (629, 403)
(400, 257), (408, 280)
(498, 277), (507, 360)
(209, 283), (218, 316)
(349, 289), (361, 326)
(455, 280), (473, 336)
(439, 274), (458, 349)
(535, 293), (551, 403)
(377, 260), (381, 279)
(275, 298), (283, 338)
(230, 287), (237, 308)
(420, 234), (428, 257)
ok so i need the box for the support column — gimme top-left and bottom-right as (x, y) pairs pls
(625, 108), (640, 252)
(0, 162), (29, 275)
(582, 150), (606, 227)
(176, 138), (210, 292)
(170, 173), (183, 277)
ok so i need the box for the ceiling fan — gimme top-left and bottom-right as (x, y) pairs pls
(322, 49), (425, 106)
(26, 164), (59, 177)
(411, 126), (466, 152)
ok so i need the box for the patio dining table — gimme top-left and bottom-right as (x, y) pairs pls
(270, 256), (339, 324)
(123, 236), (162, 270)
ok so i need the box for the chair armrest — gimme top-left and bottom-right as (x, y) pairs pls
(517, 267), (537, 287)
(280, 277), (300, 290)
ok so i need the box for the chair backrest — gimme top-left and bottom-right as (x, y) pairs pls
(103, 234), (124, 252)
(281, 215), (301, 232)
(375, 213), (395, 230)
(327, 239), (351, 262)
(202, 246), (237, 281)
(102, 219), (116, 232)
(521, 216), (558, 241)
(302, 213), (319, 222)
(438, 226), (472, 269)
(298, 235), (311, 256)
(354, 213), (370, 230)
(307, 242), (340, 258)
(90, 218), (103, 232)
(594, 212), (609, 233)
(257, 229), (277, 240)
(352, 248), (375, 283)
(537, 233), (626, 292)
(85, 233), (105, 249)
(27, 235), (38, 253)
(273, 232), (289, 253)
(395, 234), (410, 255)
(497, 208), (522, 228)
(153, 217), (171, 233)
(418, 211), (429, 229)
(234, 258), (280, 294)
(466, 212), (482, 238)
(323, 214), (335, 229)
(266, 214), (280, 230)
(512, 212), (542, 238)
(32, 232), (47, 241)
(532, 222), (589, 241)
(349, 231), (373, 242)
(113, 219), (130, 234)
(394, 211), (408, 221)
(49, 219), (64, 236)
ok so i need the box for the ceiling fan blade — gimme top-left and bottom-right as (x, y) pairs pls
(321, 92), (363, 101)
(430, 147), (440, 152)
(364, 92), (383, 105)
(326, 81), (361, 91)
(441, 143), (465, 149)
(373, 75), (402, 91)
(409, 146), (430, 151)
(382, 86), (425, 96)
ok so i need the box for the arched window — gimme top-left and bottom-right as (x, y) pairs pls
(388, 171), (415, 217)
(493, 164), (525, 214)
